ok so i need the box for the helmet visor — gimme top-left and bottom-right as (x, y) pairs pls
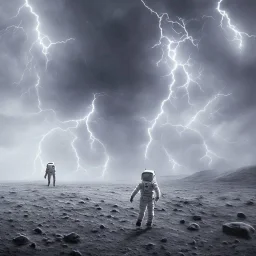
(142, 172), (153, 182)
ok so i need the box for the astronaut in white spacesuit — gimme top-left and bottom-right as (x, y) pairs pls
(44, 162), (56, 186)
(130, 170), (161, 227)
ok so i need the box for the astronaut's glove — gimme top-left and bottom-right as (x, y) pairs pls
(155, 196), (159, 202)
(130, 196), (133, 203)
(44, 175), (46, 179)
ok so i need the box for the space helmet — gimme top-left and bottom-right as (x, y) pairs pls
(141, 169), (155, 182)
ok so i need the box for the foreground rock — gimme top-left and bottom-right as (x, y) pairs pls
(222, 222), (255, 239)
(13, 235), (30, 246)
(187, 223), (200, 231)
(63, 232), (80, 243)
(70, 250), (82, 256)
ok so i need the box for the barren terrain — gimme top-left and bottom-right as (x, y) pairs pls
(0, 179), (255, 256)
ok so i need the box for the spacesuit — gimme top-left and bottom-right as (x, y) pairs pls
(44, 162), (56, 186)
(130, 170), (161, 227)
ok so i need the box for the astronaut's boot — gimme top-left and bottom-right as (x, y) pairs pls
(146, 221), (152, 227)
(136, 220), (142, 227)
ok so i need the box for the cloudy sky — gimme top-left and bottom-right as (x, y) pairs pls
(0, 0), (256, 181)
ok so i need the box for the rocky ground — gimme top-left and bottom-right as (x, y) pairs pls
(0, 180), (255, 256)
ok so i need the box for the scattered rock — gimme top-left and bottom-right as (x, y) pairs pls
(100, 225), (105, 229)
(187, 223), (200, 231)
(62, 244), (68, 248)
(111, 209), (119, 213)
(189, 240), (196, 245)
(226, 203), (233, 207)
(161, 238), (167, 243)
(13, 235), (30, 246)
(180, 220), (185, 224)
(70, 250), (82, 256)
(101, 200), (105, 203)
(192, 216), (202, 221)
(24, 214), (28, 218)
(79, 201), (85, 204)
(30, 242), (36, 249)
(63, 233), (80, 243)
(237, 212), (246, 219)
(145, 243), (155, 250)
(91, 229), (98, 233)
(96, 207), (102, 210)
(222, 222), (255, 239)
(246, 200), (254, 206)
(34, 228), (43, 234)
(234, 239), (240, 244)
(113, 204), (118, 208)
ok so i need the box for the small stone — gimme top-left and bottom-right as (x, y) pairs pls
(91, 229), (98, 233)
(30, 242), (36, 248)
(161, 238), (167, 243)
(70, 249), (82, 256)
(145, 243), (155, 250)
(63, 232), (80, 243)
(62, 244), (68, 248)
(180, 220), (185, 224)
(96, 207), (102, 210)
(24, 214), (28, 218)
(189, 240), (196, 245)
(100, 225), (105, 229)
(237, 213), (246, 219)
(192, 216), (202, 221)
(113, 204), (118, 208)
(13, 235), (30, 246)
(79, 201), (85, 204)
(187, 223), (200, 231)
(226, 203), (233, 207)
(234, 239), (240, 244)
(222, 241), (228, 245)
(34, 227), (43, 234)
(246, 200), (254, 206)
(111, 209), (119, 213)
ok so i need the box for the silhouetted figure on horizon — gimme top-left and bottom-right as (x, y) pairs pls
(44, 162), (56, 186)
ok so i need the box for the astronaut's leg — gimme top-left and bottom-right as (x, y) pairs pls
(146, 198), (154, 226)
(137, 197), (147, 226)
(53, 174), (56, 186)
(48, 174), (51, 186)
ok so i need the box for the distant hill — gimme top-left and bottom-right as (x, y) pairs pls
(217, 166), (256, 184)
(181, 169), (227, 183)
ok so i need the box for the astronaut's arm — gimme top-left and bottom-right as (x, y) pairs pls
(44, 169), (48, 178)
(130, 183), (141, 202)
(153, 183), (161, 201)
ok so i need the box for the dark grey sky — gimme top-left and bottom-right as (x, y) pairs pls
(0, 0), (256, 181)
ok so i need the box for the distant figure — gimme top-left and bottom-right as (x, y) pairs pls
(44, 162), (56, 186)
(130, 169), (161, 227)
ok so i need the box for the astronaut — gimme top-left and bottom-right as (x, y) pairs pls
(44, 162), (56, 186)
(130, 169), (161, 227)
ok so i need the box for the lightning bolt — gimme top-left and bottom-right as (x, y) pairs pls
(34, 93), (110, 177)
(216, 0), (256, 49)
(3, 0), (110, 178)
(141, 0), (233, 171)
